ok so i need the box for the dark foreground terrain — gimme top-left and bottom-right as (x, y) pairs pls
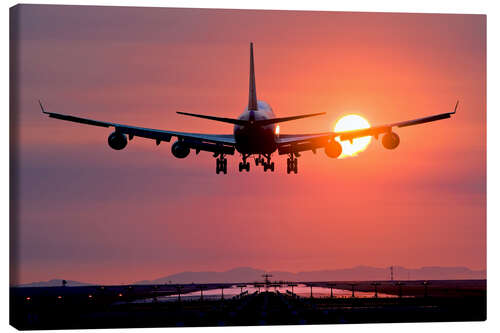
(10, 280), (486, 330)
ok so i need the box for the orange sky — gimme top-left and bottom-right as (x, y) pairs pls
(11, 5), (485, 285)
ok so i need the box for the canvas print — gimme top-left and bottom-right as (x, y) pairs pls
(9, 4), (486, 330)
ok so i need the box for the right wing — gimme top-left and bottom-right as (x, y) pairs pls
(277, 101), (458, 155)
(40, 101), (236, 155)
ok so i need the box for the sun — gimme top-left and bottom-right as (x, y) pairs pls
(334, 114), (372, 158)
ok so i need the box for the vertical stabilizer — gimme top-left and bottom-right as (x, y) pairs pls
(248, 42), (258, 111)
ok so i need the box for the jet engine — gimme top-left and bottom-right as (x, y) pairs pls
(171, 140), (190, 158)
(382, 132), (400, 150)
(107, 131), (128, 150)
(324, 140), (343, 158)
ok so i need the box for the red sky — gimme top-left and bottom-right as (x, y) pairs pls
(11, 5), (485, 285)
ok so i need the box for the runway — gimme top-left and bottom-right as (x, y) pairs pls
(10, 279), (486, 329)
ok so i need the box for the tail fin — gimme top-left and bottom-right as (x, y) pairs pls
(248, 42), (258, 111)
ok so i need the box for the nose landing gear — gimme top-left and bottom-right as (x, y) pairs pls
(286, 154), (298, 174)
(254, 155), (265, 166)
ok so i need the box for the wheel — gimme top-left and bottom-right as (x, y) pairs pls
(286, 159), (291, 174)
(270, 162), (275, 172)
(255, 159), (259, 166)
(245, 162), (250, 172)
(238, 162), (243, 172)
(223, 159), (227, 174)
(264, 163), (268, 172)
(293, 159), (298, 174)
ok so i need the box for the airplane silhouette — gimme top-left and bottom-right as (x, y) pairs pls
(40, 43), (457, 174)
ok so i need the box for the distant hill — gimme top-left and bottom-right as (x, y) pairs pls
(15, 266), (485, 287)
(134, 267), (267, 285)
(134, 266), (486, 285)
(16, 279), (91, 288)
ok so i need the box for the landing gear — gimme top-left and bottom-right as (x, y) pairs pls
(262, 154), (274, 172)
(286, 154), (298, 174)
(255, 155), (265, 166)
(215, 155), (227, 174)
(263, 162), (275, 172)
(239, 154), (250, 172)
(239, 161), (250, 172)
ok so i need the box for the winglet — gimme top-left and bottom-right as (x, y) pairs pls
(39, 100), (48, 114)
(452, 100), (459, 114)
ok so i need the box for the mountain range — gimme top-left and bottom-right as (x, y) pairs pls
(15, 266), (486, 287)
(133, 266), (486, 285)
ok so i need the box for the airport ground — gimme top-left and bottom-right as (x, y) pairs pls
(10, 279), (486, 330)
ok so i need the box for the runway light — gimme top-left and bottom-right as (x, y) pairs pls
(25, 297), (31, 301)
(57, 296), (62, 299)
(88, 294), (93, 298)
(118, 293), (123, 297)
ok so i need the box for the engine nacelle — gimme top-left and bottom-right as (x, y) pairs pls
(107, 131), (128, 150)
(324, 140), (343, 158)
(382, 132), (400, 150)
(171, 140), (190, 158)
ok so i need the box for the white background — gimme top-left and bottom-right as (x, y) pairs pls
(2, 0), (498, 332)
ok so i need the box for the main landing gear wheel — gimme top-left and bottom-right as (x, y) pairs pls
(216, 156), (227, 174)
(286, 156), (298, 174)
(261, 154), (275, 173)
(263, 162), (275, 172)
(238, 161), (250, 172)
(239, 154), (251, 172)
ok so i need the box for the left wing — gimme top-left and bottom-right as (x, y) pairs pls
(277, 101), (458, 155)
(39, 101), (236, 155)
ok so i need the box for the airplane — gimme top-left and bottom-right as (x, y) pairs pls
(40, 42), (457, 175)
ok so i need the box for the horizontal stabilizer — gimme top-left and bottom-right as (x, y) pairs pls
(176, 111), (248, 126)
(177, 111), (326, 127)
(255, 112), (326, 126)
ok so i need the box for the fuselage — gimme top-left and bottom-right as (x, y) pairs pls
(233, 100), (278, 154)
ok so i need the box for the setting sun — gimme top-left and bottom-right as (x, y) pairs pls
(334, 114), (372, 158)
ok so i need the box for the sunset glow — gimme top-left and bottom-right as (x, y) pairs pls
(10, 6), (485, 286)
(334, 114), (372, 158)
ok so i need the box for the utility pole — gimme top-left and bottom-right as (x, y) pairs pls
(349, 283), (357, 298)
(423, 281), (429, 298)
(176, 285), (183, 302)
(327, 283), (336, 298)
(371, 282), (381, 298)
(396, 282), (404, 298)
